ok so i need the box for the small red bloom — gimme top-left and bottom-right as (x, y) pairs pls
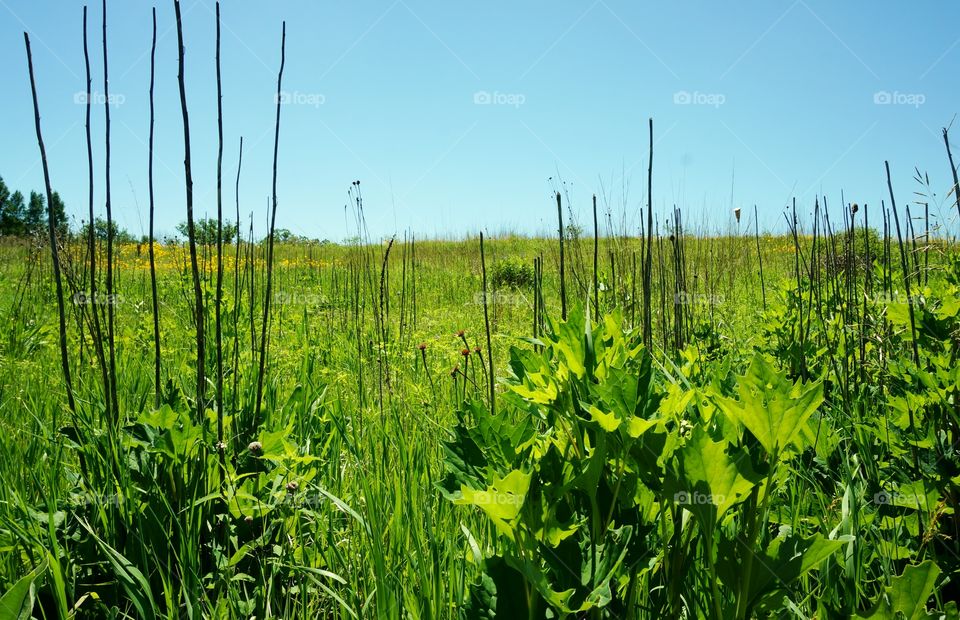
(461, 348), (470, 356)
(417, 342), (427, 351)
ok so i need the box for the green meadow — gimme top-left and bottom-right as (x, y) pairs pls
(1, 224), (958, 617)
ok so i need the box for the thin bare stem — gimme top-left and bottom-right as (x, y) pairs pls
(24, 32), (75, 413)
(254, 21), (286, 421)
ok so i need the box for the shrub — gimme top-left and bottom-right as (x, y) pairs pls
(490, 257), (534, 289)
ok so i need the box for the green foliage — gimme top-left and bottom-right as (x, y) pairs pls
(0, 177), (67, 237)
(0, 190), (26, 236)
(490, 257), (534, 288)
(176, 217), (239, 245)
(0, 558), (47, 620)
(713, 354), (824, 460)
(80, 217), (137, 244)
(442, 310), (875, 617)
(0, 234), (957, 618)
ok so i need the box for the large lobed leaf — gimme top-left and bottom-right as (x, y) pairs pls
(714, 354), (824, 460)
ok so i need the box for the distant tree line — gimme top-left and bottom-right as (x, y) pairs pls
(0, 175), (67, 237)
(2, 173), (328, 245)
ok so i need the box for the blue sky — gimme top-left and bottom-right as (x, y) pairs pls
(1, 1), (958, 241)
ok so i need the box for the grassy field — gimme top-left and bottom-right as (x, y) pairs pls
(0, 219), (958, 618)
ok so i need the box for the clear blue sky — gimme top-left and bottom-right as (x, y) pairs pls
(1, 0), (958, 241)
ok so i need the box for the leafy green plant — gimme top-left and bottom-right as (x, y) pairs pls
(490, 257), (535, 289)
(442, 308), (871, 618)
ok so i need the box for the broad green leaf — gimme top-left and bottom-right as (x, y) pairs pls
(856, 560), (941, 619)
(458, 470), (531, 536)
(554, 310), (587, 378)
(627, 416), (657, 438)
(714, 354), (824, 459)
(0, 559), (47, 620)
(667, 426), (756, 527)
(587, 405), (621, 432)
(510, 372), (559, 405)
(78, 521), (157, 620)
(747, 533), (847, 608)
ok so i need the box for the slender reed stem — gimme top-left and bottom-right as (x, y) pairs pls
(254, 21), (286, 421)
(102, 0), (119, 421)
(643, 118), (653, 347)
(174, 0), (206, 413)
(943, 126), (960, 225)
(215, 1), (225, 453)
(592, 194), (599, 317)
(24, 32), (75, 413)
(556, 192), (567, 321)
(480, 232), (494, 414)
(83, 5), (110, 417)
(148, 6), (160, 408)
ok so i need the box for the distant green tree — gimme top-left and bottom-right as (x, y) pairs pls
(0, 176), (69, 238)
(0, 177), (18, 236)
(25, 191), (45, 234)
(176, 217), (239, 245)
(271, 228), (318, 243)
(50, 191), (68, 237)
(81, 217), (136, 244)
(21, 191), (68, 238)
(0, 190), (26, 236)
(0, 177), (8, 215)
